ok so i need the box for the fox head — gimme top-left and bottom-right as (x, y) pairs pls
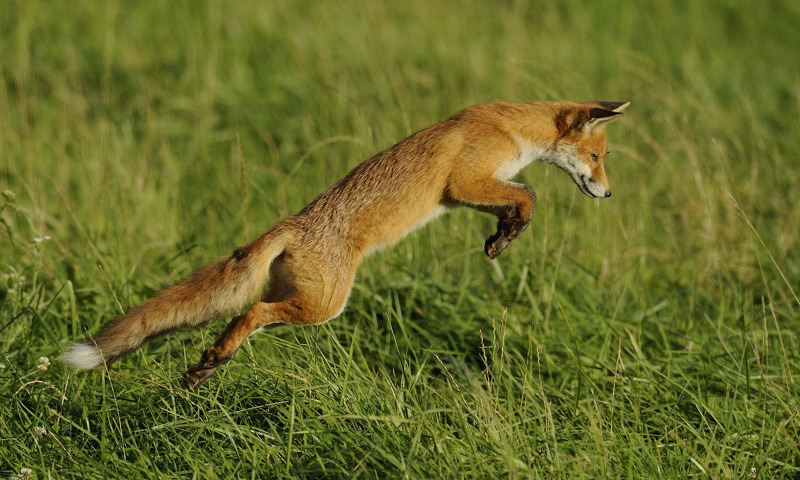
(549, 101), (629, 198)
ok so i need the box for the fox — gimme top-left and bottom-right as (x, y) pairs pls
(60, 100), (629, 388)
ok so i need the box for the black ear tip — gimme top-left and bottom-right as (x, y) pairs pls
(594, 101), (630, 112)
(589, 107), (624, 120)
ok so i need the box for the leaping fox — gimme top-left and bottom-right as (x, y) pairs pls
(60, 100), (629, 388)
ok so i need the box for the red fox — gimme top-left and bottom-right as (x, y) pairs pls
(60, 100), (628, 388)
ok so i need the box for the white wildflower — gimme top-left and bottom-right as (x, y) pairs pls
(37, 357), (50, 371)
(31, 236), (51, 244)
(34, 426), (47, 437)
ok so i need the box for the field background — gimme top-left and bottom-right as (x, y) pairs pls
(1, 1), (799, 478)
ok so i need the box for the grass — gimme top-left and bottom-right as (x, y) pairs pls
(1, 0), (799, 478)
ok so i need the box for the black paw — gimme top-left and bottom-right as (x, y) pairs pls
(184, 348), (233, 389)
(484, 233), (511, 260)
(184, 366), (218, 389)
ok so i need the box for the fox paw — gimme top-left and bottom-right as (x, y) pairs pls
(184, 365), (218, 389)
(184, 348), (231, 389)
(485, 233), (511, 260)
(498, 217), (529, 242)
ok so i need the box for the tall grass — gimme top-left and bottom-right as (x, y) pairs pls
(1, 0), (799, 478)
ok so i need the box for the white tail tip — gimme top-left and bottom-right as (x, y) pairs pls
(59, 343), (103, 369)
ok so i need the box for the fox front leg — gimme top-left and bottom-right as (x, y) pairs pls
(483, 185), (537, 260)
(447, 176), (537, 260)
(484, 206), (521, 259)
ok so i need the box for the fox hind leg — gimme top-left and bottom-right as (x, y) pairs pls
(184, 300), (312, 388)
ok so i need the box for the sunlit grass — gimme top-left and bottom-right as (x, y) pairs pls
(1, 0), (799, 478)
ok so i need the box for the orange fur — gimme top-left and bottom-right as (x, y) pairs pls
(59, 100), (628, 388)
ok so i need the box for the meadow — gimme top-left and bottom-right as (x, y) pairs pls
(1, 0), (799, 478)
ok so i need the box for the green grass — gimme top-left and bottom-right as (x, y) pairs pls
(2, 0), (800, 478)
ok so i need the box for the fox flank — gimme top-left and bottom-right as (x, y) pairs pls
(60, 100), (629, 388)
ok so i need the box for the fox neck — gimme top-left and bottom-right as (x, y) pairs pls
(494, 137), (557, 181)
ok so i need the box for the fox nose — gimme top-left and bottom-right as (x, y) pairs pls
(604, 191), (612, 198)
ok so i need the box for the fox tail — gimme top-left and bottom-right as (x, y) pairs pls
(60, 225), (296, 369)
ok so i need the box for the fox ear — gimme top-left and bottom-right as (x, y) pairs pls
(556, 102), (628, 137)
(594, 101), (630, 113)
(583, 105), (626, 133)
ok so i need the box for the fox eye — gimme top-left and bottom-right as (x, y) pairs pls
(590, 153), (599, 162)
